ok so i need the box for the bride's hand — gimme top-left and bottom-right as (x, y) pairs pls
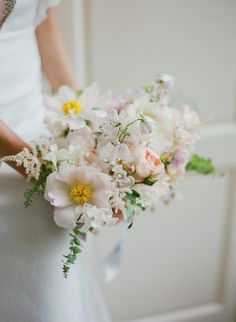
(0, 119), (28, 177)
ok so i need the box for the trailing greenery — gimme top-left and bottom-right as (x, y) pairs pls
(24, 183), (44, 208)
(125, 189), (147, 230)
(186, 154), (216, 175)
(125, 189), (147, 211)
(62, 224), (86, 278)
(24, 165), (52, 207)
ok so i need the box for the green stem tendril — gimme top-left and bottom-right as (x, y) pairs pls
(62, 223), (86, 278)
(119, 117), (143, 142)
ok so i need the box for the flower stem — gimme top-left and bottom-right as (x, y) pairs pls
(62, 223), (86, 278)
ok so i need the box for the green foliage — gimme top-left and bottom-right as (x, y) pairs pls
(62, 224), (86, 278)
(125, 190), (147, 230)
(125, 190), (147, 211)
(118, 117), (143, 142)
(24, 165), (52, 207)
(186, 154), (216, 175)
(85, 119), (92, 126)
(24, 183), (44, 208)
(143, 86), (153, 94)
(143, 176), (156, 186)
(127, 222), (133, 230)
(60, 127), (70, 138)
(126, 203), (135, 221)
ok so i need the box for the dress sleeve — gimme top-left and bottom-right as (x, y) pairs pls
(36, 0), (62, 25)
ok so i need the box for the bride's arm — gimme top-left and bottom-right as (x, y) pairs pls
(0, 120), (27, 176)
(36, 8), (78, 92)
(1, 9), (75, 176)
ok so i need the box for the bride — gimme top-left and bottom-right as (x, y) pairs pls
(0, 1), (111, 321)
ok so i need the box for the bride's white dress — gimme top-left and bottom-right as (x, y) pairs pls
(0, 1), (111, 321)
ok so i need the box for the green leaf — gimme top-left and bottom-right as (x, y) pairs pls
(125, 190), (147, 211)
(143, 86), (152, 93)
(67, 254), (77, 263)
(73, 238), (81, 246)
(60, 127), (70, 138)
(126, 203), (135, 220)
(143, 176), (156, 186)
(132, 189), (140, 197)
(186, 154), (216, 175)
(85, 119), (92, 126)
(23, 164), (52, 208)
(127, 222), (133, 230)
(73, 227), (81, 235)
(125, 191), (137, 203)
(135, 198), (147, 211)
(70, 246), (81, 254)
(157, 79), (164, 84)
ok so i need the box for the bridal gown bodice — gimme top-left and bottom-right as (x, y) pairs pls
(0, 1), (111, 321)
(0, 0), (49, 140)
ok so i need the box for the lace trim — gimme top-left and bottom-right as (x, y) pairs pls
(0, 0), (16, 28)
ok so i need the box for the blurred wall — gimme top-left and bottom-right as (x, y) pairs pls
(56, 1), (236, 321)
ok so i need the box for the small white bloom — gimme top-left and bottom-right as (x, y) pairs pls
(80, 205), (117, 233)
(100, 143), (132, 164)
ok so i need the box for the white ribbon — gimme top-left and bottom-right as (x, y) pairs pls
(97, 224), (126, 282)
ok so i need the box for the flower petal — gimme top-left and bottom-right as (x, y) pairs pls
(54, 206), (80, 229)
(45, 172), (72, 207)
(58, 85), (76, 103)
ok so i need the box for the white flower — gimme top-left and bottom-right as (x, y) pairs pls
(80, 204), (117, 233)
(174, 106), (201, 149)
(44, 162), (113, 229)
(44, 144), (72, 168)
(44, 84), (107, 134)
(100, 143), (132, 164)
(167, 163), (186, 185)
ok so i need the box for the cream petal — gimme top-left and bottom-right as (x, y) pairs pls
(87, 172), (111, 191)
(45, 172), (72, 207)
(73, 166), (97, 184)
(54, 206), (79, 229)
(58, 85), (76, 103)
(57, 162), (77, 185)
(92, 190), (111, 209)
(44, 95), (62, 112)
(44, 172), (57, 203)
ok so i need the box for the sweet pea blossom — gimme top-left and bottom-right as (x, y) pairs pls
(132, 146), (164, 179)
(44, 162), (113, 230)
(100, 143), (132, 164)
(174, 106), (201, 149)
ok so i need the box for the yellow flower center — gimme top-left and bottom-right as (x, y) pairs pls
(63, 100), (82, 116)
(70, 182), (92, 204)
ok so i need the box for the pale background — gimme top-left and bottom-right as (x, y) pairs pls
(56, 1), (236, 321)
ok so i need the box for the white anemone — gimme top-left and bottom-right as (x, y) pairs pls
(45, 162), (113, 230)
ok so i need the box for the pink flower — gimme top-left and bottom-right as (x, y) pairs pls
(132, 146), (164, 179)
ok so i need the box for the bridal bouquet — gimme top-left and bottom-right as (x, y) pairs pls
(0, 75), (215, 277)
